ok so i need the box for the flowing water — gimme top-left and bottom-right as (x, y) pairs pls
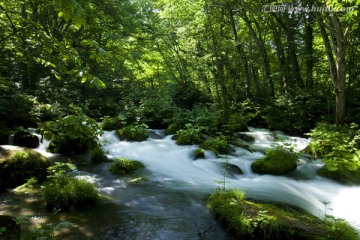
(1, 128), (360, 239)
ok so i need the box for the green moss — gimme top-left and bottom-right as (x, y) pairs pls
(42, 176), (99, 211)
(116, 125), (148, 141)
(109, 158), (145, 175)
(318, 166), (360, 185)
(207, 189), (360, 240)
(90, 148), (108, 164)
(194, 148), (205, 159)
(102, 116), (125, 131)
(251, 147), (298, 175)
(165, 123), (183, 135)
(0, 148), (50, 191)
(201, 136), (229, 155)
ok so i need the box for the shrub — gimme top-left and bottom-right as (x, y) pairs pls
(175, 124), (202, 145)
(251, 146), (298, 175)
(101, 116), (126, 131)
(90, 148), (108, 164)
(138, 96), (175, 128)
(165, 123), (183, 135)
(305, 122), (360, 184)
(41, 114), (102, 154)
(201, 136), (229, 155)
(42, 176), (99, 211)
(116, 124), (148, 141)
(0, 149), (50, 191)
(109, 158), (145, 175)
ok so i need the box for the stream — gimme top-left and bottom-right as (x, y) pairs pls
(1, 128), (360, 239)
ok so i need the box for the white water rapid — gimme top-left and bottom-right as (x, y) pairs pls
(100, 128), (360, 232)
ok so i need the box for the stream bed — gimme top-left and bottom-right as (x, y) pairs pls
(1, 128), (359, 239)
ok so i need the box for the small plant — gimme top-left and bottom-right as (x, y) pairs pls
(214, 158), (230, 190)
(109, 158), (145, 175)
(116, 124), (148, 141)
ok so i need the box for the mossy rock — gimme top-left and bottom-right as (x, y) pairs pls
(42, 176), (100, 211)
(13, 130), (39, 148)
(47, 138), (92, 155)
(0, 215), (21, 240)
(207, 189), (359, 240)
(201, 136), (229, 155)
(251, 147), (298, 175)
(165, 123), (183, 135)
(317, 166), (360, 185)
(102, 116), (126, 131)
(90, 148), (108, 164)
(0, 148), (50, 191)
(116, 125), (148, 141)
(193, 148), (205, 159)
(175, 131), (202, 145)
(109, 158), (145, 175)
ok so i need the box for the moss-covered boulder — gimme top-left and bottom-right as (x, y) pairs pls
(207, 189), (359, 240)
(0, 148), (50, 191)
(165, 123), (183, 135)
(13, 130), (39, 148)
(201, 136), (229, 155)
(42, 176), (100, 211)
(317, 166), (360, 185)
(109, 158), (145, 175)
(251, 147), (298, 175)
(90, 147), (108, 164)
(0, 215), (21, 240)
(193, 148), (205, 159)
(116, 125), (148, 141)
(101, 116), (126, 131)
(175, 126), (202, 146)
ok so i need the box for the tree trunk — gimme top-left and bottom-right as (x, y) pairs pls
(304, 12), (314, 92)
(317, 15), (346, 125)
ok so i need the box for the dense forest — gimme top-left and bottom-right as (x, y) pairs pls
(1, 0), (360, 239)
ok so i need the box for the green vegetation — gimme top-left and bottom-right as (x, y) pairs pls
(101, 116), (126, 131)
(175, 124), (202, 145)
(201, 136), (229, 155)
(207, 189), (359, 240)
(194, 148), (205, 159)
(109, 158), (145, 175)
(0, 148), (50, 191)
(251, 146), (298, 175)
(41, 114), (102, 154)
(305, 123), (360, 185)
(90, 147), (108, 164)
(116, 125), (149, 141)
(42, 176), (100, 211)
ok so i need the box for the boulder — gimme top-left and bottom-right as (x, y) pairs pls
(0, 148), (50, 191)
(13, 130), (39, 148)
